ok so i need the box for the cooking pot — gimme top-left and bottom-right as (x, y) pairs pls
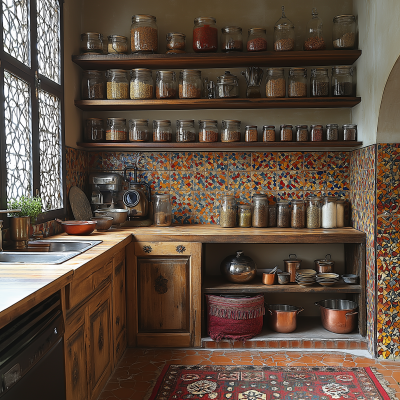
(315, 299), (358, 334)
(314, 254), (335, 273)
(220, 251), (257, 283)
(268, 304), (303, 333)
(95, 208), (128, 226)
(55, 219), (96, 235)
(283, 254), (302, 282)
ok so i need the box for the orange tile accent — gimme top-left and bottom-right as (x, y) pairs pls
(336, 341), (347, 349)
(267, 341), (279, 348)
(324, 340), (335, 349)
(289, 340), (301, 348)
(313, 341), (324, 349)
(302, 340), (312, 348)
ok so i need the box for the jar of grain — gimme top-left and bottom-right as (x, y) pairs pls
(153, 193), (172, 226)
(336, 199), (345, 228)
(296, 125), (308, 142)
(252, 195), (269, 228)
(219, 195), (236, 228)
(106, 118), (127, 142)
(199, 119), (218, 142)
(130, 68), (153, 99)
(343, 124), (357, 140)
(156, 71), (177, 99)
(304, 8), (325, 50)
(269, 204), (277, 227)
(263, 125), (276, 142)
(238, 204), (252, 227)
(179, 69), (202, 99)
(193, 16), (218, 53)
(129, 119), (149, 142)
(221, 120), (241, 142)
(153, 120), (172, 142)
(107, 35), (128, 54)
(322, 196), (337, 229)
(247, 28), (267, 52)
(326, 124), (339, 141)
(291, 200), (305, 228)
(131, 14), (158, 53)
(277, 200), (290, 228)
(216, 70), (239, 98)
(166, 32), (186, 54)
(80, 32), (103, 54)
(273, 6), (295, 51)
(333, 15), (356, 49)
(221, 26), (243, 52)
(245, 125), (258, 142)
(306, 196), (321, 228)
(310, 68), (329, 97)
(82, 70), (105, 100)
(332, 66), (354, 96)
(280, 124), (293, 142)
(106, 69), (129, 99)
(265, 68), (285, 98)
(310, 124), (324, 141)
(84, 118), (104, 142)
(176, 120), (196, 142)
(288, 68), (307, 97)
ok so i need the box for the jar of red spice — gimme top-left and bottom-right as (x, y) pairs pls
(193, 17), (218, 53)
(310, 124), (324, 141)
(247, 28), (267, 52)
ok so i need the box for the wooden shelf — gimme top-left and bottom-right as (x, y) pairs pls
(72, 50), (362, 70)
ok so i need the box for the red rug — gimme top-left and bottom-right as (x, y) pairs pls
(147, 365), (396, 400)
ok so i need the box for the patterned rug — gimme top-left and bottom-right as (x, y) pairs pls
(147, 365), (397, 400)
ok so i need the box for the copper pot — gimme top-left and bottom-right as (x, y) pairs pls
(268, 304), (303, 333)
(283, 254), (302, 282)
(314, 254), (335, 273)
(315, 299), (358, 334)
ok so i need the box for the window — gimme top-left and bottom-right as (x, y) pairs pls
(0, 0), (64, 220)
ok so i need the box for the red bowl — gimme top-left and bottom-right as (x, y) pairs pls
(60, 220), (96, 235)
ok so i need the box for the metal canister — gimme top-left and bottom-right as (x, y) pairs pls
(283, 254), (302, 282)
(314, 254), (335, 273)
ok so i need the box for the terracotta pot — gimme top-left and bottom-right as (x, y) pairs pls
(56, 219), (96, 235)
(268, 304), (303, 333)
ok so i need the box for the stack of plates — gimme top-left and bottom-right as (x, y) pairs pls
(316, 273), (340, 286)
(296, 269), (317, 286)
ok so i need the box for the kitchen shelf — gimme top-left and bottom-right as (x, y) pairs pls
(72, 50), (362, 70)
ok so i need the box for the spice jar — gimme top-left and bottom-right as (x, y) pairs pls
(332, 66), (354, 96)
(106, 69), (129, 99)
(153, 193), (172, 226)
(280, 124), (293, 142)
(326, 124), (339, 141)
(269, 204), (277, 227)
(106, 118), (127, 142)
(263, 125), (276, 142)
(179, 69), (202, 99)
(199, 119), (218, 142)
(193, 16), (218, 53)
(130, 68), (153, 99)
(80, 32), (103, 54)
(153, 120), (172, 142)
(295, 125), (308, 142)
(291, 200), (305, 229)
(238, 205), (252, 227)
(306, 196), (321, 229)
(129, 119), (149, 142)
(266, 68), (286, 98)
(156, 70), (177, 99)
(221, 26), (243, 52)
(333, 15), (356, 49)
(336, 199), (345, 228)
(310, 124), (323, 141)
(310, 68), (329, 97)
(130, 14), (158, 53)
(221, 120), (241, 142)
(82, 70), (105, 100)
(322, 196), (337, 229)
(107, 35), (128, 54)
(304, 8), (325, 50)
(216, 70), (239, 98)
(220, 195), (236, 228)
(288, 68), (307, 97)
(273, 6), (295, 51)
(176, 120), (196, 142)
(84, 118), (104, 143)
(277, 201), (290, 228)
(247, 28), (267, 52)
(343, 124), (357, 140)
(166, 32), (186, 54)
(252, 195), (269, 228)
(245, 125), (258, 142)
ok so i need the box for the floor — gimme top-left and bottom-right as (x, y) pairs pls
(97, 348), (400, 400)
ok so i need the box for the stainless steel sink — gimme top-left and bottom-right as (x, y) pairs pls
(43, 239), (102, 253)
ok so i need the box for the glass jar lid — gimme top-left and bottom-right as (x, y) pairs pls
(274, 5), (294, 30)
(277, 200), (289, 205)
(221, 26), (242, 33)
(333, 14), (356, 23)
(253, 194), (268, 199)
(311, 124), (323, 128)
(296, 124), (308, 129)
(266, 67), (284, 74)
(326, 123), (339, 128)
(263, 125), (275, 129)
(194, 16), (216, 24)
(343, 123), (357, 128)
(289, 67), (307, 76)
(199, 119), (218, 124)
(291, 199), (304, 204)
(181, 69), (201, 77)
(280, 124), (293, 128)
(81, 32), (102, 39)
(87, 117), (103, 121)
(167, 32), (186, 39)
(154, 119), (171, 125)
(332, 65), (354, 74)
(311, 67), (328, 76)
(217, 70), (238, 84)
(129, 118), (148, 123)
(132, 14), (156, 22)
(107, 117), (126, 123)
(108, 35), (127, 40)
(246, 125), (257, 129)
(248, 27), (266, 34)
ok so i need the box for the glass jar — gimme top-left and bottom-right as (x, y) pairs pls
(216, 70), (239, 98)
(304, 8), (325, 50)
(153, 120), (172, 142)
(238, 205), (252, 228)
(179, 69), (202, 99)
(80, 32), (103, 54)
(221, 26), (243, 52)
(129, 119), (149, 142)
(322, 196), (337, 229)
(156, 70), (177, 99)
(247, 28), (267, 52)
(326, 124), (339, 141)
(130, 14), (158, 53)
(273, 6), (295, 51)
(291, 200), (305, 229)
(166, 32), (186, 54)
(130, 68), (153, 99)
(242, 66), (263, 98)
(269, 204), (277, 227)
(306, 196), (321, 229)
(193, 17), (218, 53)
(219, 195), (236, 228)
(263, 125), (276, 142)
(221, 120), (241, 142)
(296, 125), (308, 142)
(280, 124), (293, 142)
(199, 119), (218, 142)
(310, 124), (323, 141)
(106, 118), (126, 142)
(176, 120), (196, 142)
(266, 68), (286, 98)
(332, 66), (354, 96)
(343, 124), (357, 140)
(336, 199), (345, 228)
(153, 193), (172, 226)
(252, 195), (269, 228)
(288, 68), (307, 98)
(107, 35), (128, 54)
(106, 69), (129, 99)
(310, 68), (329, 97)
(333, 15), (356, 49)
(277, 200), (290, 228)
(245, 125), (258, 142)
(81, 70), (105, 100)
(84, 118), (104, 142)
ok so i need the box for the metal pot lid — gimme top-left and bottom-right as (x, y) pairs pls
(314, 254), (335, 265)
(283, 253), (301, 262)
(217, 70), (238, 84)
(268, 304), (301, 312)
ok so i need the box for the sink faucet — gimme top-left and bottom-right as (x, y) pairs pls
(0, 209), (21, 251)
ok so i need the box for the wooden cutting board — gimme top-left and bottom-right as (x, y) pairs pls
(69, 186), (93, 221)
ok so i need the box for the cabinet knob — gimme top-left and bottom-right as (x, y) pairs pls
(143, 245), (152, 253)
(176, 245), (186, 253)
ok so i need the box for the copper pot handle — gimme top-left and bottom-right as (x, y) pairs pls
(268, 309), (273, 315)
(346, 311), (358, 318)
(296, 307), (304, 314)
(315, 302), (320, 307)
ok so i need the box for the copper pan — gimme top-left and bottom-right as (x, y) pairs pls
(268, 304), (303, 333)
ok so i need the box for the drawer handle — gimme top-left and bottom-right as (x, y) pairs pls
(143, 245), (152, 253)
(176, 245), (186, 253)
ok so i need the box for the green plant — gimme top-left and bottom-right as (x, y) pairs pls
(8, 196), (43, 223)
